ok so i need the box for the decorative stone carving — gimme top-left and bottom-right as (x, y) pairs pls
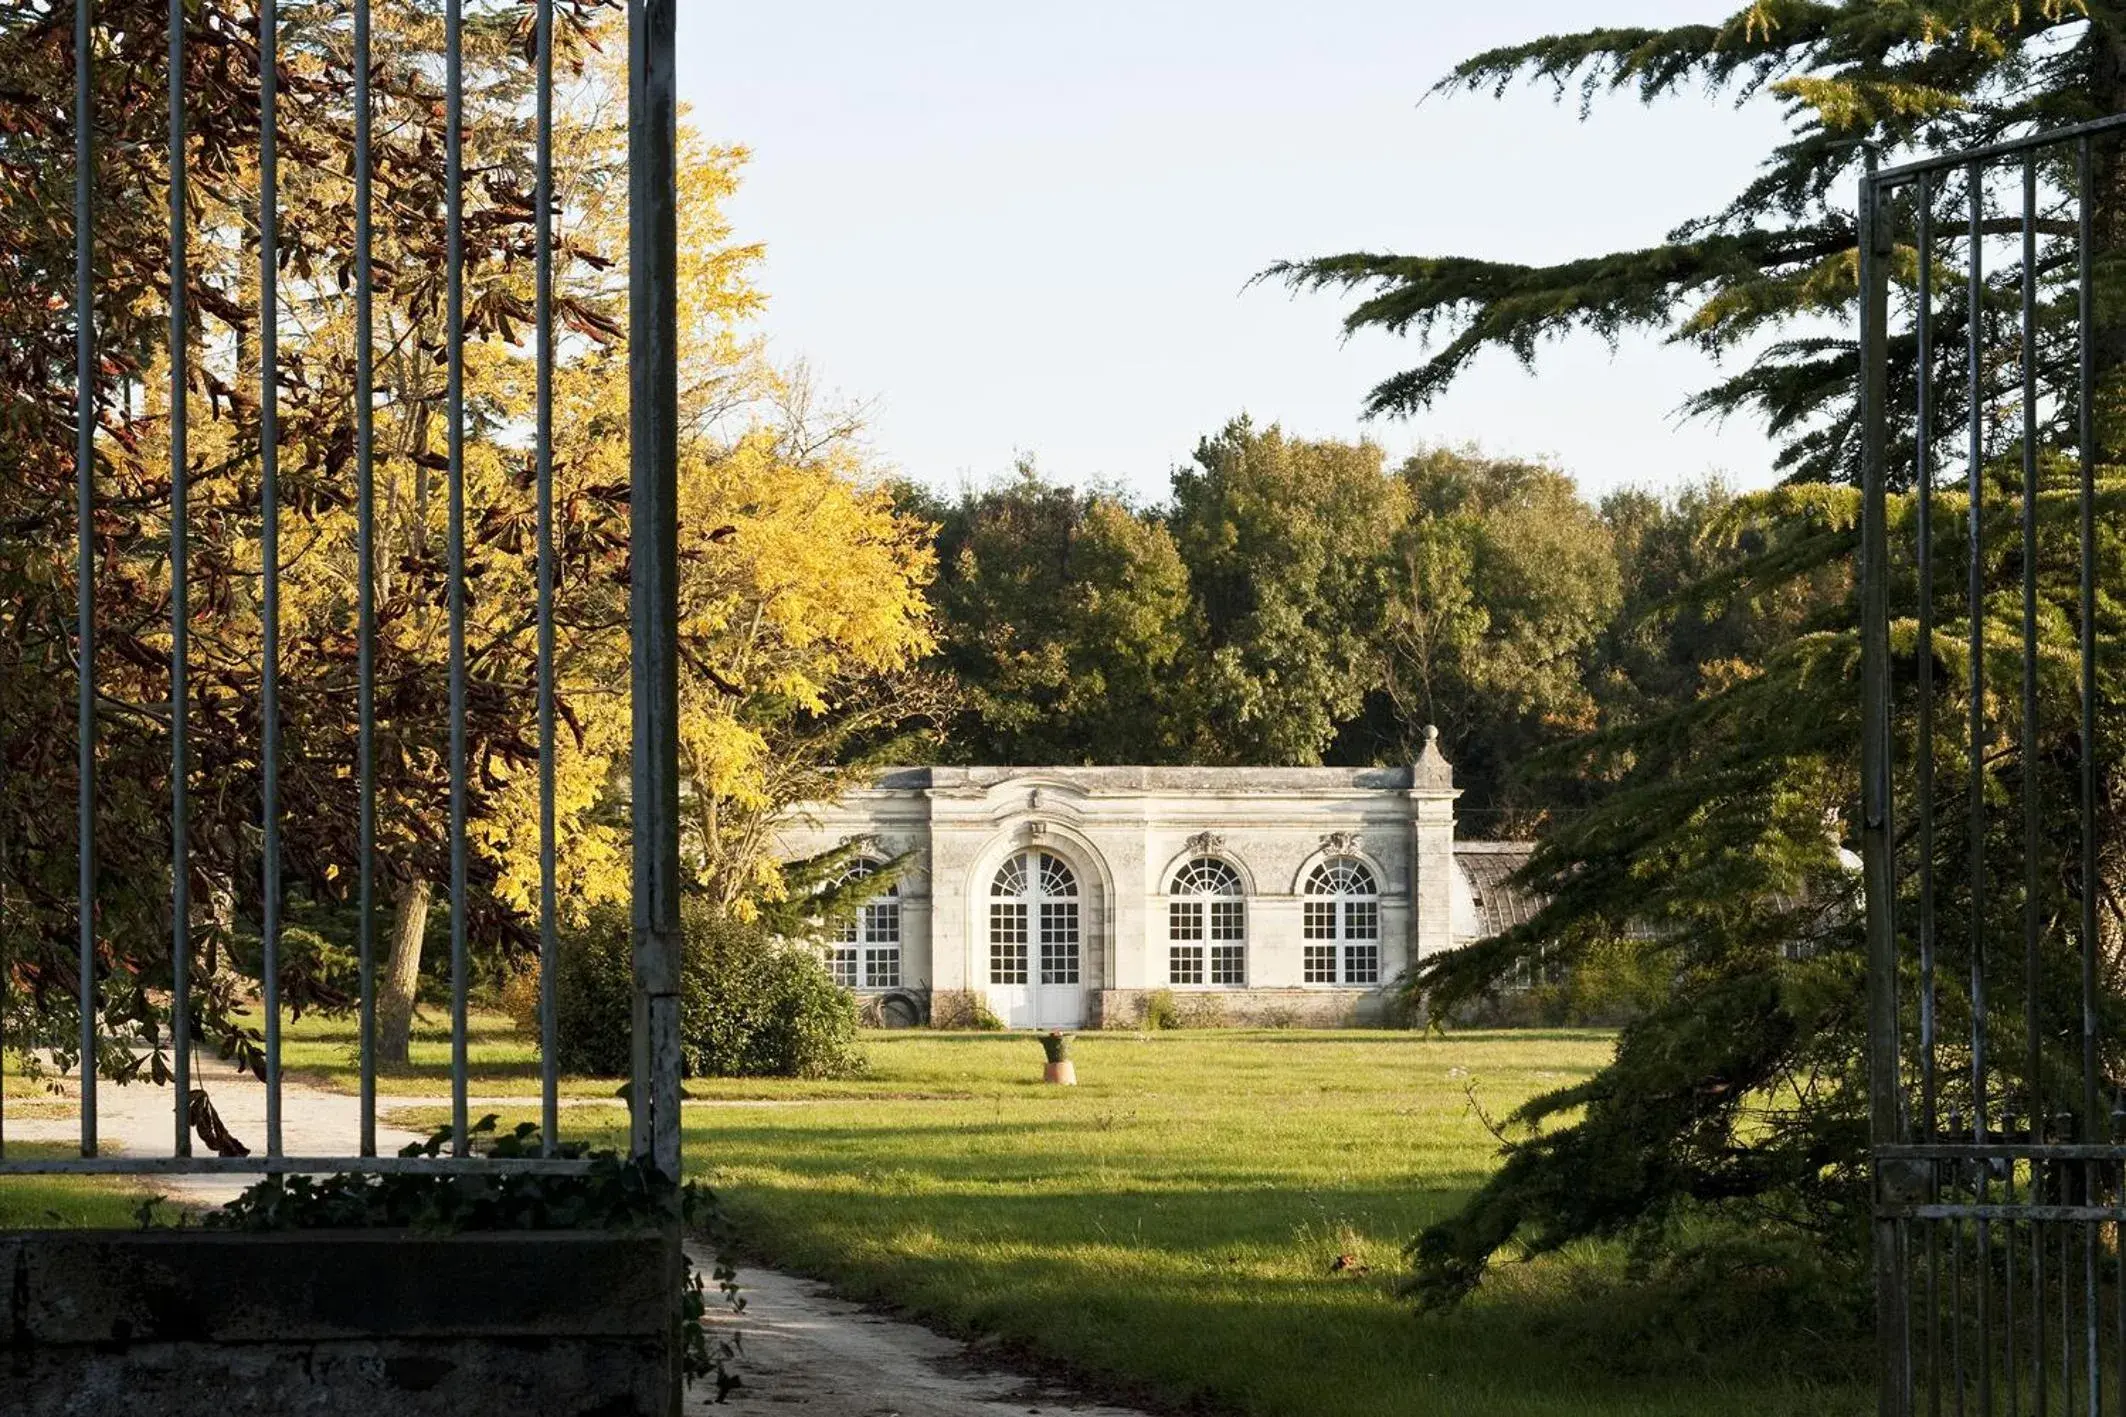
(1027, 819), (1048, 839)
(1413, 723), (1455, 790)
(1028, 788), (1043, 811)
(1321, 830), (1363, 857)
(839, 832), (880, 853)
(1184, 830), (1226, 857)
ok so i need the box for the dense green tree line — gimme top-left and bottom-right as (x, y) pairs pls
(899, 421), (1755, 833)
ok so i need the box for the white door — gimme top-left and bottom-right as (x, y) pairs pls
(986, 849), (1084, 1028)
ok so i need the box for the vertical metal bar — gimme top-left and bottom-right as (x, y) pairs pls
(1982, 1207), (1995, 1417)
(2017, 157), (2044, 1417)
(2084, 1204), (2098, 1417)
(1952, 1174), (1967, 1417)
(2073, 139), (2099, 1145)
(2075, 134), (2100, 1417)
(1930, 1219), (1945, 1416)
(536, 0), (559, 1159)
(1860, 152), (1910, 1417)
(168, 0), (190, 1157)
(1968, 159), (1995, 1417)
(2059, 1214), (2071, 1414)
(628, 0), (683, 1181)
(74, 0), (97, 1160)
(1918, 173), (1944, 1417)
(2019, 150), (2042, 1193)
(354, 0), (376, 1158)
(1967, 159), (1991, 1150)
(2007, 1165), (2019, 1417)
(1917, 172), (1938, 1144)
(446, 0), (469, 1158)
(259, 0), (283, 1160)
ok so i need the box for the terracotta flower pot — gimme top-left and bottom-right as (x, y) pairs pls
(1043, 1059), (1077, 1086)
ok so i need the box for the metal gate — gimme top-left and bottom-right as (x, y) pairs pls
(1861, 112), (2126, 1415)
(0, 0), (684, 1182)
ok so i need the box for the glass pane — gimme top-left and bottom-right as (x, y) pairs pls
(1039, 901), (1079, 984)
(1038, 852), (1078, 898)
(989, 902), (1028, 984)
(865, 947), (901, 989)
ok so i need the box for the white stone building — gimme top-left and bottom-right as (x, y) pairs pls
(775, 730), (1532, 1029)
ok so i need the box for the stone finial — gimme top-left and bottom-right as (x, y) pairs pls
(1414, 723), (1454, 790)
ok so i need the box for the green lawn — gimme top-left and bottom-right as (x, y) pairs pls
(0, 1143), (163, 1229)
(411, 1029), (1868, 1417)
(273, 1007), (632, 1097)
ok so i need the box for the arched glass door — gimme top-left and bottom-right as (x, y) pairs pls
(987, 849), (1083, 1027)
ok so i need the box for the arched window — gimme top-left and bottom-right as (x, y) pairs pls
(1303, 857), (1380, 985)
(1168, 857), (1245, 986)
(990, 850), (1079, 987)
(829, 861), (901, 990)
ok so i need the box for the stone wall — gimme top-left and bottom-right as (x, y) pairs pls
(1, 1229), (679, 1417)
(1093, 987), (1395, 1029)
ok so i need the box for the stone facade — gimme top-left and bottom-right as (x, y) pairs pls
(776, 731), (1481, 1029)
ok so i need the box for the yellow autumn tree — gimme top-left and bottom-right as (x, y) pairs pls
(562, 117), (943, 920)
(97, 5), (934, 1069)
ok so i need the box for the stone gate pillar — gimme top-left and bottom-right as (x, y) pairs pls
(1409, 726), (1459, 966)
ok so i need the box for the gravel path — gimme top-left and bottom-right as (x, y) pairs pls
(8, 1074), (1155, 1416)
(688, 1263), (1152, 1417)
(8, 1074), (429, 1204)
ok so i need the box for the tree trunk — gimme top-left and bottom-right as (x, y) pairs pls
(376, 876), (431, 1068)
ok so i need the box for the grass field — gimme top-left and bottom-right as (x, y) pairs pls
(398, 1028), (1869, 1417)
(0, 1143), (162, 1229)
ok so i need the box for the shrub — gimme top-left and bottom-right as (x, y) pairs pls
(1138, 988), (1179, 1031)
(554, 903), (866, 1079)
(496, 962), (542, 1036)
(1537, 1224), (1870, 1382)
(1441, 936), (1671, 1029)
(929, 989), (1004, 1031)
(553, 908), (637, 1076)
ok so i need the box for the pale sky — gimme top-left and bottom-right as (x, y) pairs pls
(675, 2), (1798, 504)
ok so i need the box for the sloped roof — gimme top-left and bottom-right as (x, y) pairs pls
(1455, 842), (1545, 941)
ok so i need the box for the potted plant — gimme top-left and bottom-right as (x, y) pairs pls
(1039, 1030), (1076, 1085)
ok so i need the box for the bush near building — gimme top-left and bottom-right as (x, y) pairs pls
(554, 905), (864, 1080)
